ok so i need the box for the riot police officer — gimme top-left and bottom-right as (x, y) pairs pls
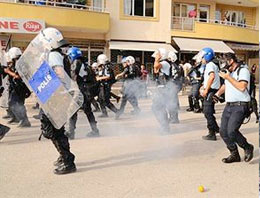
(0, 56), (10, 140)
(167, 51), (183, 123)
(96, 54), (118, 117)
(196, 48), (220, 141)
(5, 47), (31, 127)
(39, 28), (76, 174)
(215, 53), (254, 163)
(115, 56), (141, 119)
(66, 47), (100, 139)
(187, 61), (203, 113)
(151, 48), (178, 133)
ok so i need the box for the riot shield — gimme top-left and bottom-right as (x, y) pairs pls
(16, 34), (84, 129)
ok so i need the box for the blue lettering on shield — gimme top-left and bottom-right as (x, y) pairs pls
(29, 61), (61, 104)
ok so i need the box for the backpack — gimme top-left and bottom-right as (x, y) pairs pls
(236, 65), (256, 124)
(236, 65), (255, 97)
(169, 61), (184, 81)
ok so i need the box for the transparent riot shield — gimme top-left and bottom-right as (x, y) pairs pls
(16, 34), (84, 129)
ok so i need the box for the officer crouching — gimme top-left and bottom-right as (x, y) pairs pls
(215, 53), (254, 163)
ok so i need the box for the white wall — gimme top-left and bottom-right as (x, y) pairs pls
(106, 0), (172, 43)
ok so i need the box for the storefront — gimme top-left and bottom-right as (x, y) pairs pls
(109, 41), (177, 74)
(0, 17), (45, 51)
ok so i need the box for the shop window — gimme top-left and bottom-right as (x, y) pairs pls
(124, 0), (155, 17)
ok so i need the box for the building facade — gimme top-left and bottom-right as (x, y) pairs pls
(0, 0), (259, 78)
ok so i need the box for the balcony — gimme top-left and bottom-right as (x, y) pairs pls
(171, 16), (259, 44)
(0, 0), (110, 33)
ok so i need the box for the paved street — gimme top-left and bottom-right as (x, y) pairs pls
(0, 89), (259, 198)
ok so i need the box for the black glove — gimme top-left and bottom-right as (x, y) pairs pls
(0, 86), (4, 97)
(212, 95), (220, 104)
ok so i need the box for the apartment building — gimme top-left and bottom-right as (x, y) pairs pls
(0, 0), (258, 76)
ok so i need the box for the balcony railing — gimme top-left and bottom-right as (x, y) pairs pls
(171, 16), (258, 31)
(0, 0), (107, 12)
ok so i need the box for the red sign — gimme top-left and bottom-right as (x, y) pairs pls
(0, 18), (45, 34)
(23, 21), (42, 32)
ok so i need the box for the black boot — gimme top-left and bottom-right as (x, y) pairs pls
(186, 96), (194, 112)
(7, 117), (19, 124)
(222, 146), (241, 163)
(0, 124), (10, 141)
(53, 156), (63, 166)
(202, 131), (216, 141)
(65, 131), (75, 140)
(243, 144), (254, 162)
(18, 119), (31, 128)
(86, 129), (100, 138)
(2, 110), (11, 119)
(54, 163), (76, 175)
(193, 98), (201, 113)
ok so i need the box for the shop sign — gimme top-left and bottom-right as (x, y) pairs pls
(0, 18), (45, 34)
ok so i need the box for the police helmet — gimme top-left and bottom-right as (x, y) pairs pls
(193, 47), (215, 64)
(121, 57), (127, 63)
(39, 27), (69, 50)
(152, 48), (168, 60)
(202, 48), (215, 62)
(126, 56), (135, 65)
(91, 62), (98, 69)
(67, 47), (82, 62)
(8, 47), (22, 60)
(97, 54), (108, 65)
(168, 51), (177, 63)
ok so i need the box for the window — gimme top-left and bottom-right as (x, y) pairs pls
(92, 0), (103, 11)
(173, 3), (196, 18)
(224, 11), (245, 26)
(215, 10), (221, 23)
(124, 0), (155, 17)
(172, 3), (196, 30)
(199, 5), (209, 22)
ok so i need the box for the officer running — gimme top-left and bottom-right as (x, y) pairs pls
(4, 47), (31, 127)
(115, 56), (141, 119)
(152, 48), (178, 133)
(167, 51), (183, 124)
(187, 60), (204, 113)
(215, 52), (254, 163)
(96, 54), (118, 117)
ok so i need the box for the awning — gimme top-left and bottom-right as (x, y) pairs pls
(226, 43), (259, 51)
(109, 41), (177, 53)
(173, 37), (234, 53)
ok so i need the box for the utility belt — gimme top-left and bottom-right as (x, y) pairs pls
(191, 81), (199, 85)
(226, 101), (249, 106)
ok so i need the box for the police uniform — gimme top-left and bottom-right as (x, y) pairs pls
(40, 49), (76, 174)
(152, 60), (178, 132)
(98, 63), (118, 117)
(68, 58), (99, 138)
(116, 64), (141, 119)
(187, 65), (202, 112)
(202, 61), (220, 140)
(168, 61), (182, 123)
(220, 65), (254, 163)
(7, 59), (31, 127)
(0, 66), (10, 140)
